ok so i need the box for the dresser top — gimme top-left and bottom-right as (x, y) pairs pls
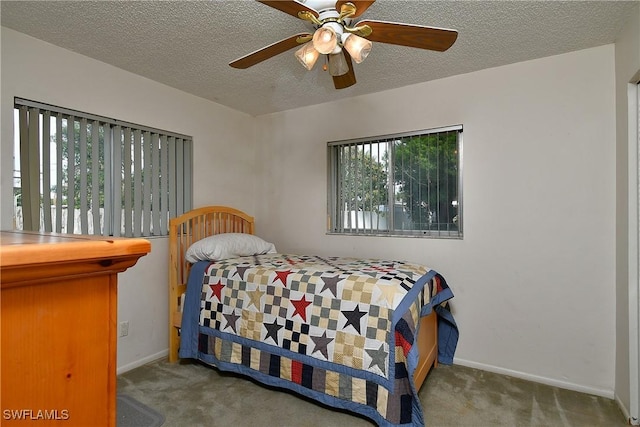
(1, 230), (151, 268)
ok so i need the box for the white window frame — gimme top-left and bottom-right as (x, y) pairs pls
(327, 125), (463, 239)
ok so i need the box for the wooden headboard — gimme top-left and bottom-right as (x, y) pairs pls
(168, 206), (255, 362)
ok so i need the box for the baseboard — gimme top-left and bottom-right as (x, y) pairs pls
(615, 392), (637, 425)
(453, 357), (615, 400)
(117, 349), (168, 375)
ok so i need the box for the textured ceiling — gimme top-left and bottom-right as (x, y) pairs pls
(1, 1), (636, 116)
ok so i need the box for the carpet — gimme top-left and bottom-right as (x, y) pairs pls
(117, 394), (165, 427)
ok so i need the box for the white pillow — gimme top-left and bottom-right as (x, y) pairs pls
(185, 233), (277, 263)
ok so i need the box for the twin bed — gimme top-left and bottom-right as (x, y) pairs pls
(168, 206), (457, 426)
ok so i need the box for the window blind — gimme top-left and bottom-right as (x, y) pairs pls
(14, 98), (193, 237)
(328, 125), (463, 238)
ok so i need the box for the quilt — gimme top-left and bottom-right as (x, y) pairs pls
(179, 253), (457, 426)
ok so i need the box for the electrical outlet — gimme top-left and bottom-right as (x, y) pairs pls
(118, 321), (129, 337)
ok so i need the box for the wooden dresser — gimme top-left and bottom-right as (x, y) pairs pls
(0, 231), (150, 426)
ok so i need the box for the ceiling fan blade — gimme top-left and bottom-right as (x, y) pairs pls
(336, 1), (375, 18)
(357, 20), (458, 52)
(256, 0), (319, 19)
(229, 33), (311, 69)
(333, 50), (356, 89)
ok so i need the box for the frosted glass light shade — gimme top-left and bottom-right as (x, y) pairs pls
(312, 27), (338, 55)
(328, 53), (349, 76)
(295, 42), (320, 70)
(343, 33), (372, 64)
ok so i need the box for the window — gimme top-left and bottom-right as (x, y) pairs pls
(327, 125), (462, 238)
(13, 98), (193, 237)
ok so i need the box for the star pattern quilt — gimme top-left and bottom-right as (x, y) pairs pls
(179, 253), (455, 426)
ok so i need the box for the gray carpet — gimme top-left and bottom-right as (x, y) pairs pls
(117, 394), (165, 427)
(117, 359), (627, 426)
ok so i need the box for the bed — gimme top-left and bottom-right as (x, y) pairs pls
(169, 206), (457, 426)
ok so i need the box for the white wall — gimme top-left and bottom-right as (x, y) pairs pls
(255, 45), (617, 397)
(615, 2), (640, 421)
(0, 28), (257, 371)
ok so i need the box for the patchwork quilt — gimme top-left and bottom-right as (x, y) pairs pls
(179, 254), (457, 426)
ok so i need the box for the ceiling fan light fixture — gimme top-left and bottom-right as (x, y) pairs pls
(295, 42), (320, 70)
(342, 33), (372, 64)
(328, 53), (349, 76)
(312, 26), (338, 54)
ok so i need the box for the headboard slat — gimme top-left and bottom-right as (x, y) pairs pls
(168, 206), (255, 362)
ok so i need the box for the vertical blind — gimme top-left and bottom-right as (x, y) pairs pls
(15, 98), (193, 237)
(327, 125), (462, 238)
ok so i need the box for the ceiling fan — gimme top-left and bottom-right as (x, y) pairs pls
(229, 0), (458, 90)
